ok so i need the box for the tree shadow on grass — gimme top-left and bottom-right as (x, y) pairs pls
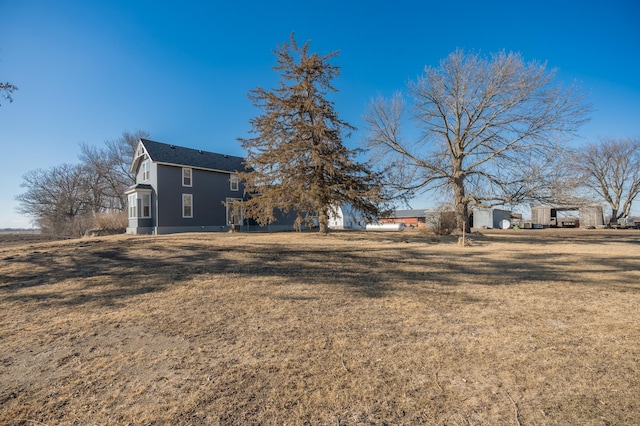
(0, 240), (233, 307)
(476, 229), (640, 246)
(1, 233), (639, 308)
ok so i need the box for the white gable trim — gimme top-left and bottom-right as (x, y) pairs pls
(130, 141), (151, 174)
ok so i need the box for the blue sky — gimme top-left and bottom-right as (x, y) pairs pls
(1, 0), (639, 228)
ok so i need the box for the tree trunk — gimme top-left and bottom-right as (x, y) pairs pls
(453, 176), (470, 234)
(610, 208), (619, 224)
(318, 208), (329, 234)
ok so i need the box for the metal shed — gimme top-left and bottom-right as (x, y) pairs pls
(472, 207), (512, 229)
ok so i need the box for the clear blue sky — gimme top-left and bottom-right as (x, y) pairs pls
(1, 0), (639, 228)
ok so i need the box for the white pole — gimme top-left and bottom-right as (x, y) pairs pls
(462, 224), (466, 246)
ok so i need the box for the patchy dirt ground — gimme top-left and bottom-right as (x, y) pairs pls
(1, 229), (639, 425)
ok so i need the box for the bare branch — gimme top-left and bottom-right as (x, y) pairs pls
(571, 137), (640, 221)
(365, 49), (591, 232)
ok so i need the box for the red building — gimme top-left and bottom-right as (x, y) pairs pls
(378, 209), (429, 228)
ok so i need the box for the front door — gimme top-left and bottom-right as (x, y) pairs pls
(226, 198), (243, 226)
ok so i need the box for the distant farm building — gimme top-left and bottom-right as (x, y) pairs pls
(328, 204), (367, 230)
(377, 209), (458, 232)
(530, 205), (604, 228)
(378, 209), (430, 228)
(471, 207), (513, 229)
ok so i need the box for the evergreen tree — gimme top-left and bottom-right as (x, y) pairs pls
(239, 35), (385, 233)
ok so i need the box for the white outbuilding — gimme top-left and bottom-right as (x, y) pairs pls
(328, 204), (367, 229)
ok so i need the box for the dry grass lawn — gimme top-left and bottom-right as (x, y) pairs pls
(0, 229), (639, 425)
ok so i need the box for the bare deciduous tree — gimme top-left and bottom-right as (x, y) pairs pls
(364, 50), (590, 232)
(80, 130), (149, 210)
(16, 130), (148, 236)
(573, 137), (640, 222)
(239, 34), (385, 233)
(16, 164), (94, 236)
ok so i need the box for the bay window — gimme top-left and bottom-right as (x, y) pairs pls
(127, 191), (152, 219)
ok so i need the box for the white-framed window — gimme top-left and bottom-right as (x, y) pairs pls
(182, 194), (193, 218)
(141, 193), (151, 218)
(128, 192), (152, 219)
(182, 167), (192, 187)
(128, 193), (137, 218)
(226, 197), (243, 225)
(230, 174), (239, 191)
(142, 161), (150, 181)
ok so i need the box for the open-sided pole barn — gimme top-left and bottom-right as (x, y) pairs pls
(530, 205), (604, 228)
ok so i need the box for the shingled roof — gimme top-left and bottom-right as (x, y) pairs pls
(138, 139), (246, 173)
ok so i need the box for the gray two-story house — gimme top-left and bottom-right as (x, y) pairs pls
(126, 139), (249, 234)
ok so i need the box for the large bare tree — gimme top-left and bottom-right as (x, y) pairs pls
(573, 137), (640, 222)
(80, 130), (149, 210)
(239, 35), (385, 233)
(17, 130), (148, 236)
(364, 50), (590, 232)
(16, 164), (95, 236)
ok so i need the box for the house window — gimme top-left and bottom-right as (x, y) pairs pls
(141, 193), (151, 218)
(230, 174), (239, 191)
(182, 194), (193, 218)
(128, 194), (137, 218)
(128, 192), (152, 219)
(142, 161), (150, 181)
(226, 198), (243, 225)
(183, 168), (192, 187)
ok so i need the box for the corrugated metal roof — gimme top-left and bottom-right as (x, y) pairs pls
(140, 139), (246, 172)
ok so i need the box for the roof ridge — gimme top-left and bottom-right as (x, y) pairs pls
(138, 139), (246, 172)
(140, 138), (244, 160)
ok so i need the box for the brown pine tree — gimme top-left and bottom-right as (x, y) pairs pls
(239, 35), (385, 233)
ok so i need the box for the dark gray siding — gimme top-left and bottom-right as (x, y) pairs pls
(156, 164), (243, 228)
(491, 209), (512, 228)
